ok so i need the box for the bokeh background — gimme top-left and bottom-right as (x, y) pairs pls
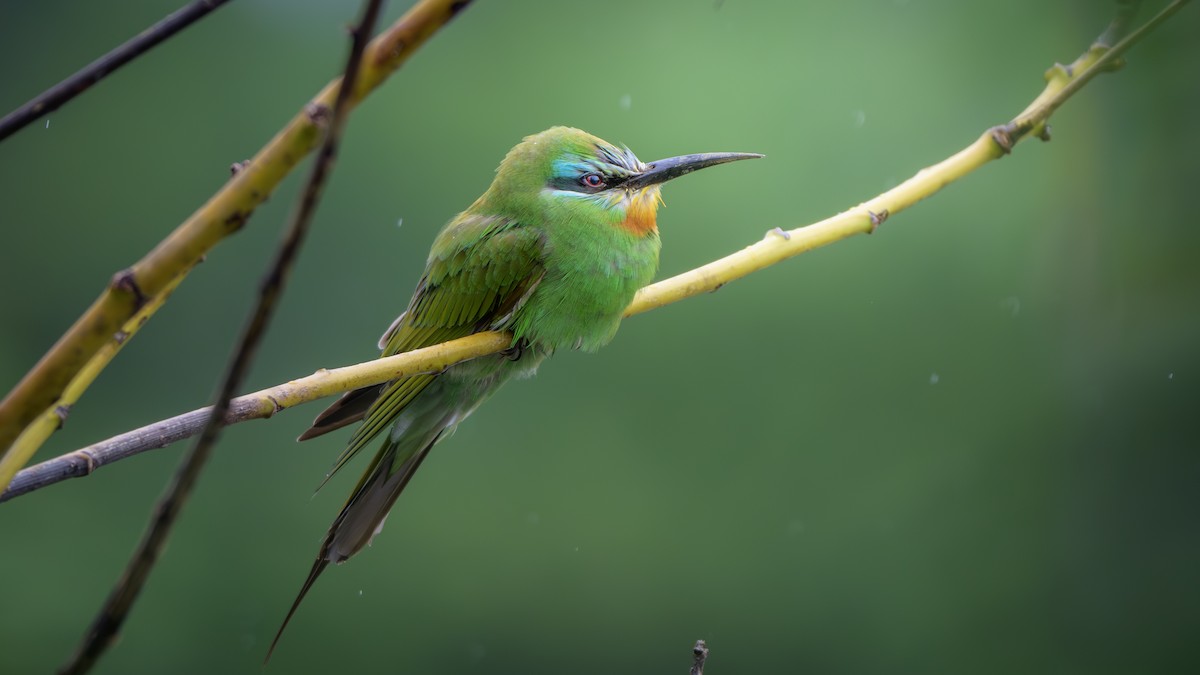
(1, 1), (1198, 673)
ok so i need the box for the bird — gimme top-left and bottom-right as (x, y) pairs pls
(267, 126), (761, 658)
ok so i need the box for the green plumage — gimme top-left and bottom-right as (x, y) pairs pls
(267, 127), (760, 659)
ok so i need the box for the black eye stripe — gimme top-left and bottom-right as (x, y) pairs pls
(547, 170), (623, 194)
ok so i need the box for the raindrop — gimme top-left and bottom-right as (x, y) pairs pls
(929, 373), (940, 385)
(396, 217), (404, 229)
(619, 94), (632, 111)
(852, 110), (866, 128)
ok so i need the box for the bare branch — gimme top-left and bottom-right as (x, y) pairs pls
(58, 2), (387, 673)
(1, 333), (509, 504)
(0, 0), (235, 142)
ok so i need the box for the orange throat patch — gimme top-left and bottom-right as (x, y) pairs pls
(618, 188), (662, 236)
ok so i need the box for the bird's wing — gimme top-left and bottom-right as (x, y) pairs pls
(314, 214), (546, 480)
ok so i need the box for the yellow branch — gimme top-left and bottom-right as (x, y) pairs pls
(0, 0), (473, 488)
(632, 0), (1190, 313)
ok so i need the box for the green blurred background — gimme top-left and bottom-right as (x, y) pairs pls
(2, 1), (1198, 673)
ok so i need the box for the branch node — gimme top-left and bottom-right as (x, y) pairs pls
(868, 208), (890, 233)
(77, 448), (98, 474)
(229, 159), (250, 175)
(1088, 44), (1128, 73)
(223, 210), (248, 232)
(1045, 62), (1073, 84)
(110, 269), (147, 310)
(305, 102), (332, 126)
(989, 125), (1015, 155)
(54, 405), (71, 429)
(1037, 123), (1053, 142)
(266, 395), (284, 415)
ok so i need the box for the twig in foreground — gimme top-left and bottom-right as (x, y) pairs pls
(0, 0), (235, 143)
(57, 2), (387, 673)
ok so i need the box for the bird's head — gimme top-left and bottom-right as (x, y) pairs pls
(477, 127), (762, 235)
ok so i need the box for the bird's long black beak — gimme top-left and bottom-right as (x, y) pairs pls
(624, 151), (763, 190)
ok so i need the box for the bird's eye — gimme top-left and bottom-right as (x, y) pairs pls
(580, 173), (606, 189)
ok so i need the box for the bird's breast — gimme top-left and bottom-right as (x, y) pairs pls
(511, 226), (660, 353)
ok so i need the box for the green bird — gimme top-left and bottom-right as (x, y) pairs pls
(267, 126), (760, 657)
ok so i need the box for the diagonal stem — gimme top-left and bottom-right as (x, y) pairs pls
(0, 0), (235, 142)
(57, 2), (387, 673)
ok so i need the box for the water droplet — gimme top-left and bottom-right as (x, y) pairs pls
(396, 217), (404, 229)
(929, 373), (940, 385)
(619, 94), (632, 111)
(1168, 372), (1174, 380)
(852, 110), (866, 128)
(45, 119), (51, 129)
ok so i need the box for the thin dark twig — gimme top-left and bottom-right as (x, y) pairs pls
(0, 0), (234, 143)
(691, 640), (710, 675)
(57, 1), (388, 673)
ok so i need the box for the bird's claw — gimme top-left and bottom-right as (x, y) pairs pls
(502, 339), (528, 362)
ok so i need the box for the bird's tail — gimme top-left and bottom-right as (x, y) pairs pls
(264, 557), (328, 664)
(266, 423), (444, 662)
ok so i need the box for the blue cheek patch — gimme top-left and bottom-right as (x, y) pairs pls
(548, 154), (604, 193)
(551, 156), (595, 183)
